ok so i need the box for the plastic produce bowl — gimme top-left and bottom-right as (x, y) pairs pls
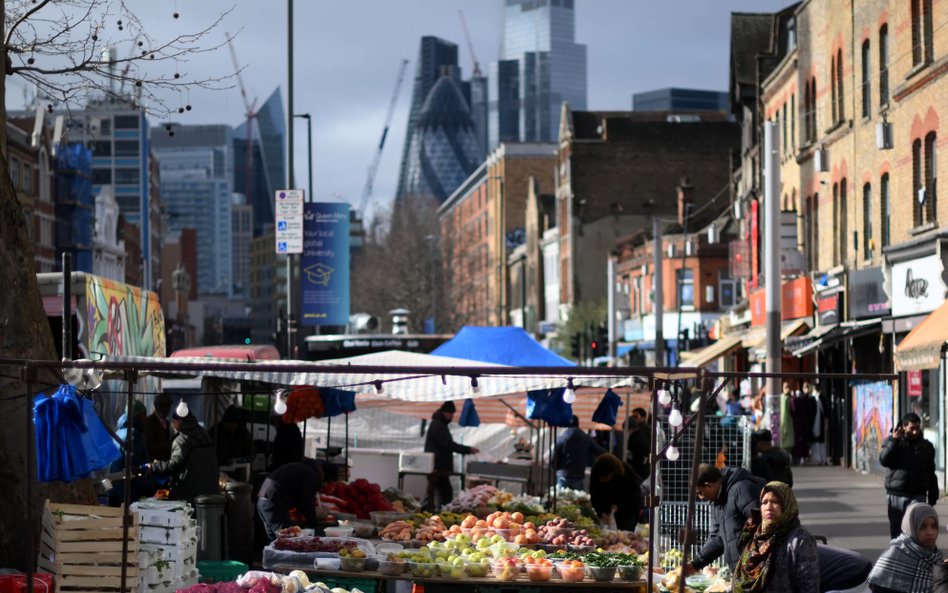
(370, 511), (411, 527)
(618, 564), (643, 581)
(557, 563), (586, 583)
(376, 558), (405, 576)
(374, 542), (404, 556)
(440, 563), (466, 579)
(325, 526), (355, 538)
(408, 562), (439, 578)
(491, 560), (521, 582)
(488, 541), (520, 558)
(338, 556), (367, 572)
(526, 565), (554, 582)
(464, 561), (490, 578)
(586, 565), (617, 582)
(686, 574), (715, 590)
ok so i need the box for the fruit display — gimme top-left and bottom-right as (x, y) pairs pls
(377, 554), (406, 576)
(586, 565), (617, 582)
(522, 552), (554, 582)
(408, 561), (439, 578)
(557, 560), (587, 582)
(379, 520), (414, 542)
(491, 558), (520, 582)
(275, 526), (302, 538)
(383, 487), (422, 513)
(599, 529), (649, 554)
(272, 536), (358, 553)
(414, 515), (447, 543)
(321, 479), (394, 519)
(440, 484), (500, 513)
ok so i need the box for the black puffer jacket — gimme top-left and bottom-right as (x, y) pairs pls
(151, 414), (219, 502)
(692, 466), (763, 570)
(424, 411), (472, 473)
(880, 435), (938, 502)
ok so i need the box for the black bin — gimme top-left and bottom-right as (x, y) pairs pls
(224, 482), (253, 563)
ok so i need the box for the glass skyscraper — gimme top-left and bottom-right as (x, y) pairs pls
(235, 87), (286, 237)
(152, 125), (235, 295)
(489, 0), (587, 148)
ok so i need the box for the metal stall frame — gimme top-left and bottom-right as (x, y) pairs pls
(9, 358), (897, 593)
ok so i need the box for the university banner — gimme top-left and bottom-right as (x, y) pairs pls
(300, 202), (350, 326)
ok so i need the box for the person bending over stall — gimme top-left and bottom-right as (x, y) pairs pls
(147, 409), (219, 503)
(256, 458), (325, 542)
(589, 453), (642, 530)
(688, 464), (763, 572)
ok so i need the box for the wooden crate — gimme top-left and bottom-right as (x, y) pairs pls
(38, 501), (140, 593)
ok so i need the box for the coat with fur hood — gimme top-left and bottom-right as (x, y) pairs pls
(151, 414), (219, 502)
(692, 466), (764, 570)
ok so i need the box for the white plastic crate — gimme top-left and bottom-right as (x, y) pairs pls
(131, 500), (192, 528)
(140, 537), (198, 568)
(398, 451), (433, 473)
(140, 522), (198, 545)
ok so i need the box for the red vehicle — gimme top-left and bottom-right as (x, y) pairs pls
(169, 344), (281, 361)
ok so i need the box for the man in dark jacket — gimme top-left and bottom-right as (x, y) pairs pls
(554, 415), (606, 490)
(689, 464), (763, 572)
(423, 401), (479, 511)
(148, 409), (219, 503)
(750, 429), (794, 486)
(625, 407), (651, 480)
(143, 393), (173, 461)
(880, 412), (939, 538)
(256, 458), (325, 542)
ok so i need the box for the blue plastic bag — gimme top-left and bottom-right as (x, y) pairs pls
(592, 388), (622, 426)
(459, 398), (481, 427)
(320, 388), (356, 417)
(526, 388), (572, 427)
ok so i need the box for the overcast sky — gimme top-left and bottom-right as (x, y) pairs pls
(8, 1), (793, 219)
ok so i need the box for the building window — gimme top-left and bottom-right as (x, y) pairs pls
(786, 16), (797, 51)
(782, 103), (787, 154)
(911, 0), (934, 66)
(879, 25), (889, 105)
(831, 55), (838, 124)
(803, 77), (818, 143)
(917, 132), (938, 225)
(719, 270), (736, 308)
(114, 115), (139, 129)
(10, 158), (20, 190)
(862, 182), (873, 259)
(90, 140), (111, 156)
(861, 40), (871, 118)
(881, 173), (890, 248)
(836, 49), (845, 123)
(114, 168), (139, 185)
(832, 183), (840, 266)
(677, 268), (694, 309)
(790, 94), (795, 149)
(839, 178), (848, 264)
(114, 140), (139, 157)
(23, 164), (32, 195)
(812, 193), (820, 271)
(92, 168), (112, 185)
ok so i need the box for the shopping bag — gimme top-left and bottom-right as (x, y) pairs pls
(458, 398), (480, 427)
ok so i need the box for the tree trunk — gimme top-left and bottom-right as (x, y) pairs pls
(0, 4), (95, 568)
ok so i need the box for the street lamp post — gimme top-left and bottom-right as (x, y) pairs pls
(294, 113), (313, 201)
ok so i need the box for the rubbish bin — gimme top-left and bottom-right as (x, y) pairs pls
(194, 494), (228, 561)
(224, 482), (253, 563)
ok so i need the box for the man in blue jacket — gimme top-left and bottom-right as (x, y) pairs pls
(688, 464), (763, 572)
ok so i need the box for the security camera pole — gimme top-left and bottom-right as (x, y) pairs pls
(763, 121), (782, 435)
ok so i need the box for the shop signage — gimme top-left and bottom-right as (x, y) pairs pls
(907, 370), (923, 398)
(891, 254), (946, 317)
(817, 292), (841, 326)
(748, 276), (813, 326)
(849, 267), (890, 319)
(300, 202), (350, 326)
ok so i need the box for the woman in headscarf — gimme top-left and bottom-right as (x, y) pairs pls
(732, 481), (819, 593)
(869, 502), (942, 593)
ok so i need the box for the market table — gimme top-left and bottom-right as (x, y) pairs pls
(272, 566), (648, 593)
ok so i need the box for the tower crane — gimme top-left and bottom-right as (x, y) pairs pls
(458, 10), (482, 77)
(357, 58), (409, 220)
(226, 34), (258, 204)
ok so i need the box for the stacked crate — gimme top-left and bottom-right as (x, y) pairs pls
(37, 501), (139, 593)
(131, 500), (199, 593)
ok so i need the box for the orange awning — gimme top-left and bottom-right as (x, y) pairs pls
(895, 299), (948, 371)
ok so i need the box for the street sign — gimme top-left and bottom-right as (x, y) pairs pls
(274, 189), (305, 254)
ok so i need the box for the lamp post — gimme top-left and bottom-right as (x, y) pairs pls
(294, 113), (313, 201)
(425, 234), (438, 333)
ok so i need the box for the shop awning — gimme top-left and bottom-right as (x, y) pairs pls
(680, 335), (743, 368)
(787, 324), (838, 357)
(790, 319), (884, 358)
(740, 318), (811, 352)
(895, 300), (948, 371)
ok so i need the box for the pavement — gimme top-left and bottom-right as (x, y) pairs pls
(794, 463), (891, 562)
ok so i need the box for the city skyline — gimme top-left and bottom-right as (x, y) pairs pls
(5, 0), (792, 221)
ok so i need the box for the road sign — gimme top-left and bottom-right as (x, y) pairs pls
(274, 189), (305, 254)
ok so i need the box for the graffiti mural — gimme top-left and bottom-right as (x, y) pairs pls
(84, 276), (165, 358)
(852, 381), (894, 475)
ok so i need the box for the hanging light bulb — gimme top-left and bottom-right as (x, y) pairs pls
(666, 445), (680, 461)
(175, 398), (189, 418)
(470, 376), (480, 395)
(563, 379), (576, 404)
(657, 383), (672, 406)
(374, 380), (384, 394)
(668, 406), (683, 427)
(273, 391), (287, 415)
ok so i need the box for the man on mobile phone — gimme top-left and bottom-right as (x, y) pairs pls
(880, 412), (939, 538)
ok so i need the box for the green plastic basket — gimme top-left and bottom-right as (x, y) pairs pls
(197, 560), (249, 583)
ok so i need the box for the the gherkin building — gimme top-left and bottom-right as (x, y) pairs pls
(401, 75), (481, 203)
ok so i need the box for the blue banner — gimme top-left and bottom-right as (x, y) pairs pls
(301, 202), (350, 326)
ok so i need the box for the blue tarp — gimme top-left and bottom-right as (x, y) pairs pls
(431, 326), (575, 367)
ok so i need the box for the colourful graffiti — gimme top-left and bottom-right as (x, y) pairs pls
(852, 381), (894, 475)
(84, 276), (165, 358)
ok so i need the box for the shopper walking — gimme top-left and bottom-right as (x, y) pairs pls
(803, 382), (827, 465)
(869, 502), (942, 593)
(553, 415), (606, 490)
(424, 401), (479, 511)
(880, 413), (939, 539)
(790, 386), (815, 465)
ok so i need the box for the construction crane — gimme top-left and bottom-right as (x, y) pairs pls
(458, 10), (482, 77)
(357, 58), (409, 220)
(227, 34), (258, 204)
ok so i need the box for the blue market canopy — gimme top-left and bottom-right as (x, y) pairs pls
(431, 326), (575, 367)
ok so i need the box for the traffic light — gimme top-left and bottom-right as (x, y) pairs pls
(589, 323), (608, 357)
(570, 333), (581, 358)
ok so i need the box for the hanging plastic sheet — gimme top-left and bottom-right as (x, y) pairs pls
(458, 398), (481, 427)
(34, 384), (120, 482)
(592, 388), (622, 426)
(320, 388), (356, 418)
(526, 388), (572, 427)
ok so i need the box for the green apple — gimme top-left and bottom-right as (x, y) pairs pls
(491, 535), (505, 544)
(456, 534), (470, 544)
(452, 557), (465, 567)
(470, 552), (485, 562)
(476, 537), (491, 549)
